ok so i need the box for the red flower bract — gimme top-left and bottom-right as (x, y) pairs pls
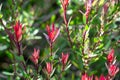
(85, 0), (93, 24)
(61, 53), (69, 65)
(30, 48), (40, 65)
(46, 62), (53, 75)
(81, 72), (93, 80)
(107, 49), (114, 63)
(103, 3), (109, 14)
(46, 23), (60, 43)
(13, 21), (22, 42)
(99, 74), (106, 80)
(63, 0), (69, 7)
(60, 0), (69, 9)
(108, 64), (119, 77)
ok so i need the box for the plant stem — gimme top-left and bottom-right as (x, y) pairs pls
(47, 74), (50, 80)
(35, 64), (39, 79)
(21, 61), (27, 73)
(58, 70), (64, 80)
(82, 30), (86, 55)
(62, 65), (65, 72)
(13, 54), (17, 76)
(50, 42), (53, 56)
(16, 42), (22, 56)
(63, 9), (72, 47)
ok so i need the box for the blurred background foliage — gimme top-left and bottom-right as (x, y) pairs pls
(0, 0), (120, 79)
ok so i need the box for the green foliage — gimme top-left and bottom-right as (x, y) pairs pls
(0, 0), (120, 80)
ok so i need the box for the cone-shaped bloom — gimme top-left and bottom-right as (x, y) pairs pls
(30, 48), (40, 65)
(61, 53), (69, 65)
(13, 21), (22, 42)
(81, 72), (93, 80)
(108, 64), (119, 77)
(99, 74), (106, 80)
(107, 49), (114, 63)
(46, 23), (60, 43)
(46, 62), (53, 75)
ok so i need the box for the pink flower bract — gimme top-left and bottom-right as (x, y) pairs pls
(30, 48), (40, 65)
(107, 49), (114, 63)
(108, 64), (119, 77)
(46, 62), (53, 74)
(81, 72), (93, 80)
(63, 0), (69, 7)
(61, 53), (69, 65)
(99, 74), (106, 80)
(46, 23), (60, 43)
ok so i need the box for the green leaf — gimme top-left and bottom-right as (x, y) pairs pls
(90, 57), (99, 64)
(50, 68), (56, 77)
(51, 15), (56, 22)
(91, 15), (100, 25)
(99, 0), (105, 6)
(85, 25), (89, 31)
(72, 61), (79, 69)
(89, 70), (97, 75)
(65, 64), (72, 71)
(104, 40), (111, 50)
(109, 5), (118, 15)
(15, 55), (25, 62)
(97, 43), (104, 49)
(2, 71), (14, 76)
(6, 51), (13, 59)
(83, 14), (86, 24)
(0, 44), (8, 51)
(49, 55), (55, 62)
(94, 37), (99, 43)
(0, 4), (2, 11)
(0, 13), (3, 18)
